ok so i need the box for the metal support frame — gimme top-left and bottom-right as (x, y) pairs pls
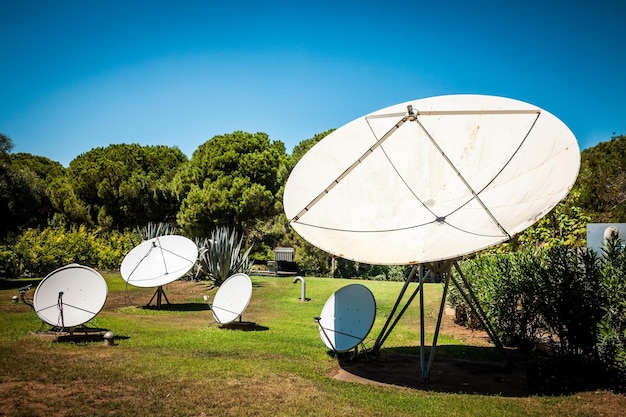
(370, 259), (508, 382)
(372, 264), (422, 352)
(146, 285), (170, 309)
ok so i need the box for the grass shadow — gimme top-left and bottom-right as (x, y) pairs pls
(217, 321), (269, 331)
(141, 302), (210, 312)
(0, 278), (41, 291)
(336, 345), (529, 397)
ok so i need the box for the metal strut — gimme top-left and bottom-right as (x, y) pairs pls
(370, 259), (508, 383)
(372, 264), (422, 353)
(146, 285), (170, 309)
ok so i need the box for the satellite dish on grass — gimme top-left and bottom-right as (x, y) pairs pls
(285, 94), (580, 381)
(316, 284), (376, 353)
(284, 94), (580, 264)
(33, 264), (108, 328)
(210, 273), (253, 324)
(121, 235), (198, 287)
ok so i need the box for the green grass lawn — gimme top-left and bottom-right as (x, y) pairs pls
(0, 274), (623, 416)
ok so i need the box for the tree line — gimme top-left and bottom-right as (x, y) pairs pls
(1, 131), (626, 277)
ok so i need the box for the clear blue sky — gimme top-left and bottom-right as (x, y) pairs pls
(1, 0), (624, 167)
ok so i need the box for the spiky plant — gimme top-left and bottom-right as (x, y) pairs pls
(196, 226), (252, 286)
(135, 222), (178, 242)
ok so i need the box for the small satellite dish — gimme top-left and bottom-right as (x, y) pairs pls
(120, 235), (198, 288)
(33, 264), (108, 328)
(317, 284), (376, 353)
(284, 94), (580, 264)
(211, 273), (253, 324)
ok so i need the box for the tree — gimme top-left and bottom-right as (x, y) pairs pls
(575, 135), (626, 222)
(0, 140), (57, 240)
(174, 131), (287, 237)
(10, 153), (65, 181)
(55, 144), (187, 230)
(0, 133), (14, 160)
(0, 160), (53, 239)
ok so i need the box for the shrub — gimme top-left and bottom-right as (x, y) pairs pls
(11, 225), (136, 276)
(597, 238), (626, 388)
(195, 226), (252, 286)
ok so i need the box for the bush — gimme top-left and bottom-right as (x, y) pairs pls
(449, 241), (626, 389)
(10, 225), (137, 276)
(597, 238), (626, 388)
(450, 248), (546, 351)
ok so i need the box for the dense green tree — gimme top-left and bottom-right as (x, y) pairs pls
(54, 144), (186, 230)
(575, 135), (626, 222)
(174, 131), (287, 237)
(10, 153), (65, 181)
(0, 136), (55, 239)
(0, 133), (13, 160)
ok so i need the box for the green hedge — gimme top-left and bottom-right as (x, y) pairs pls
(7, 225), (138, 276)
(449, 242), (626, 388)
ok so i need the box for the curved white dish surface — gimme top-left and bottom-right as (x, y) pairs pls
(33, 264), (108, 327)
(318, 284), (376, 352)
(284, 94), (580, 264)
(211, 273), (253, 324)
(120, 235), (198, 287)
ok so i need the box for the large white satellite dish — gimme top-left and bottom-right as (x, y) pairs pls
(284, 94), (580, 264)
(33, 264), (108, 328)
(317, 284), (376, 353)
(120, 235), (198, 287)
(210, 273), (253, 324)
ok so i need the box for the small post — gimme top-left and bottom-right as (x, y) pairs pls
(103, 331), (115, 346)
(292, 276), (307, 301)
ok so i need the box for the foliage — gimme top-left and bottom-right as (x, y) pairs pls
(0, 132), (13, 158)
(575, 134), (626, 222)
(195, 225), (252, 286)
(0, 158), (54, 239)
(596, 237), (626, 387)
(52, 144), (186, 230)
(334, 258), (410, 281)
(288, 128), (334, 170)
(0, 244), (20, 277)
(10, 152), (65, 181)
(536, 247), (605, 357)
(450, 248), (547, 351)
(174, 131), (287, 236)
(450, 241), (626, 391)
(11, 225), (137, 276)
(135, 221), (178, 242)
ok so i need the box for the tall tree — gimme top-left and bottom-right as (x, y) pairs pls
(55, 144), (187, 230)
(174, 131), (287, 237)
(575, 135), (626, 222)
(0, 136), (54, 239)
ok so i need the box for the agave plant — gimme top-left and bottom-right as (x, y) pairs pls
(196, 226), (252, 286)
(135, 222), (178, 242)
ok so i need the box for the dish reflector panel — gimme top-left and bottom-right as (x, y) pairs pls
(211, 273), (253, 324)
(120, 235), (198, 288)
(318, 284), (376, 352)
(284, 95), (580, 264)
(33, 264), (108, 327)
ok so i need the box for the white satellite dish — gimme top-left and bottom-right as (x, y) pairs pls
(33, 264), (108, 328)
(120, 235), (198, 288)
(211, 273), (253, 324)
(284, 94), (580, 264)
(317, 284), (376, 353)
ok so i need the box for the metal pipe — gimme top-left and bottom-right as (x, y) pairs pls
(292, 276), (306, 301)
